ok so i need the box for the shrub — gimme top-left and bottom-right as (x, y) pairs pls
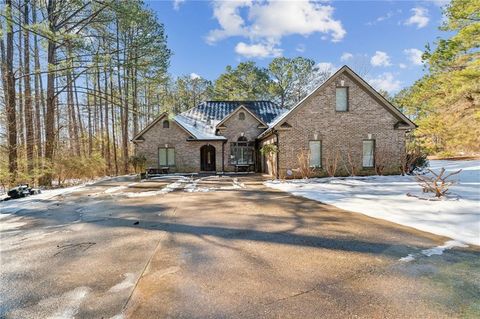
(296, 150), (314, 179)
(129, 155), (147, 174)
(401, 148), (429, 175)
(325, 149), (339, 177)
(260, 144), (278, 177)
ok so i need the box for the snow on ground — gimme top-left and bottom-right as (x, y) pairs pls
(265, 160), (480, 246)
(399, 240), (469, 262)
(0, 184), (89, 214)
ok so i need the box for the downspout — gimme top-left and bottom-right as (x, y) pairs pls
(222, 140), (226, 173)
(274, 130), (279, 179)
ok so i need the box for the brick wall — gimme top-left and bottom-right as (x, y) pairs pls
(135, 72), (409, 176)
(134, 116), (224, 173)
(275, 72), (407, 177)
(218, 108), (265, 172)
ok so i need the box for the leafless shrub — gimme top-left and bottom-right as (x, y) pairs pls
(342, 150), (358, 176)
(415, 168), (462, 197)
(296, 150), (314, 179)
(325, 149), (339, 177)
(374, 151), (386, 175)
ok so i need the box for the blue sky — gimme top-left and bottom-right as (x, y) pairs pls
(148, 0), (448, 93)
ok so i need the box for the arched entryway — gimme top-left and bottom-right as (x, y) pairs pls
(200, 145), (216, 171)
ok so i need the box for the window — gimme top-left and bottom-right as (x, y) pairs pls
(362, 140), (375, 168)
(238, 112), (245, 120)
(159, 147), (175, 166)
(230, 138), (254, 165)
(336, 87), (348, 111)
(163, 120), (169, 128)
(309, 140), (321, 167)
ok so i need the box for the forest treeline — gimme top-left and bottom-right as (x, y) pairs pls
(393, 0), (479, 157)
(0, 0), (332, 187)
(0, 0), (478, 188)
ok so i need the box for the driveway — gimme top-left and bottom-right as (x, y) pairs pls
(1, 175), (479, 318)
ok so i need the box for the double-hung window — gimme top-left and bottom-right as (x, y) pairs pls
(336, 87), (348, 111)
(362, 140), (375, 168)
(159, 147), (175, 167)
(309, 140), (322, 168)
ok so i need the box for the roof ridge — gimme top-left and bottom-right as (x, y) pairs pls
(204, 100), (275, 103)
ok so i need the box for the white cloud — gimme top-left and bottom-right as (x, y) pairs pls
(190, 73), (201, 80)
(316, 62), (336, 73)
(368, 73), (402, 93)
(399, 63), (407, 69)
(235, 42), (282, 58)
(173, 0), (185, 10)
(404, 48), (423, 65)
(207, 0), (346, 57)
(296, 43), (306, 53)
(366, 11), (393, 26)
(370, 51), (391, 67)
(431, 0), (450, 7)
(405, 7), (429, 29)
(340, 52), (353, 62)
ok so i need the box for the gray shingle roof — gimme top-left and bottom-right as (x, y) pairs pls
(174, 101), (287, 140)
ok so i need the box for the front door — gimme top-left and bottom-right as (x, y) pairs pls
(200, 145), (216, 171)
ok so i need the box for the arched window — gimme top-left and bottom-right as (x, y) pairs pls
(231, 136), (254, 165)
(163, 120), (169, 128)
(238, 112), (245, 120)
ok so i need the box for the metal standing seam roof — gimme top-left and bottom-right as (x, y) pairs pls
(174, 101), (288, 140)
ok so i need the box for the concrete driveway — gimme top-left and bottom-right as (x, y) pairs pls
(1, 175), (479, 318)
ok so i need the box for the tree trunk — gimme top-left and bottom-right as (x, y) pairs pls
(86, 73), (93, 156)
(43, 0), (57, 186)
(104, 63), (111, 174)
(132, 56), (138, 137)
(122, 34), (130, 174)
(97, 63), (104, 159)
(24, 0), (35, 178)
(33, 0), (43, 160)
(110, 69), (118, 175)
(6, 0), (18, 184)
(18, 4), (25, 149)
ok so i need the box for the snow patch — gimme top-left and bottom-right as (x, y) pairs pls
(399, 240), (469, 262)
(421, 240), (468, 256)
(0, 216), (27, 231)
(399, 254), (415, 262)
(109, 273), (136, 292)
(104, 185), (128, 194)
(119, 177), (188, 197)
(48, 286), (91, 319)
(265, 160), (480, 245)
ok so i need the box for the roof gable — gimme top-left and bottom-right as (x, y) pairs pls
(132, 112), (168, 141)
(216, 105), (268, 128)
(269, 65), (416, 132)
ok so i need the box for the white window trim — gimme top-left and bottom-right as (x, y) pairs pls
(362, 140), (375, 168)
(309, 140), (322, 168)
(335, 87), (349, 112)
(159, 147), (175, 167)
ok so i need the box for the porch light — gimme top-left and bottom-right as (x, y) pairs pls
(313, 132), (318, 140)
(367, 134), (373, 140)
(165, 143), (169, 148)
(340, 80), (345, 86)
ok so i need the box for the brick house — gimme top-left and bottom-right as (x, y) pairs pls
(132, 66), (416, 176)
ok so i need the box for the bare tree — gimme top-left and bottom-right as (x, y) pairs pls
(415, 168), (462, 198)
